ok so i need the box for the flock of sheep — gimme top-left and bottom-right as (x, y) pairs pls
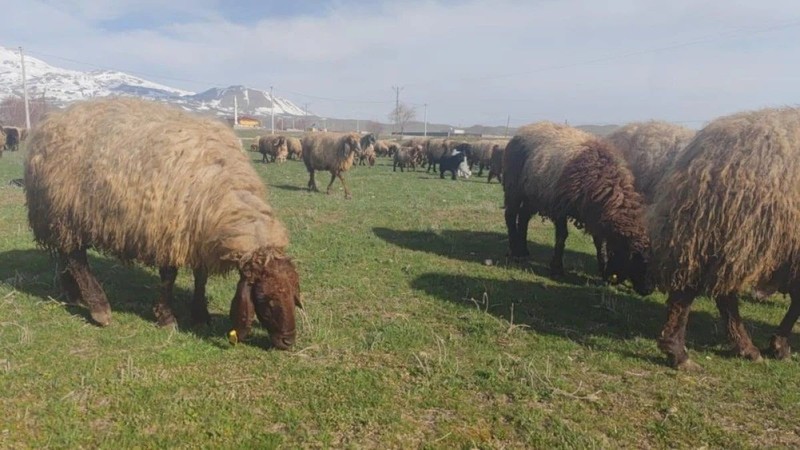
(18, 96), (800, 370)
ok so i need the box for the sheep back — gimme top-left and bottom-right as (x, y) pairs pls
(25, 97), (289, 274)
(607, 121), (695, 202)
(649, 107), (800, 296)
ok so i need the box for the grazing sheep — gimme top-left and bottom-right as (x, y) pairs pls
(392, 144), (420, 172)
(467, 140), (507, 176)
(357, 134), (377, 167)
(649, 107), (800, 369)
(503, 122), (652, 295)
(0, 127), (6, 157)
(486, 145), (504, 184)
(301, 132), (362, 198)
(3, 126), (20, 151)
(24, 98), (301, 350)
(607, 121), (695, 203)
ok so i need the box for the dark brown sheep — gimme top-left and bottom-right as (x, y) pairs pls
(649, 107), (800, 369)
(3, 126), (20, 151)
(24, 98), (301, 350)
(392, 144), (420, 172)
(503, 122), (652, 295)
(301, 132), (362, 199)
(486, 144), (504, 184)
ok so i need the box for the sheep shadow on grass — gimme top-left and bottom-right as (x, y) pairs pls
(373, 227), (600, 288)
(0, 249), (273, 350)
(411, 272), (788, 364)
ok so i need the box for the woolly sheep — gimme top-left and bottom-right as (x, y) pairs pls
(301, 132), (362, 199)
(24, 98), (301, 350)
(649, 107), (800, 369)
(503, 122), (652, 295)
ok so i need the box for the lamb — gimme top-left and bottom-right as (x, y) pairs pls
(649, 107), (800, 369)
(24, 97), (301, 350)
(392, 144), (420, 172)
(606, 121), (695, 203)
(301, 132), (362, 199)
(503, 122), (652, 295)
(439, 147), (469, 180)
(486, 144), (504, 183)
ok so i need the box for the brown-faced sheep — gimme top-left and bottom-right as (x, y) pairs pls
(374, 140), (392, 158)
(301, 132), (362, 199)
(503, 122), (652, 295)
(607, 121), (695, 203)
(486, 144), (504, 184)
(24, 98), (301, 350)
(649, 107), (800, 369)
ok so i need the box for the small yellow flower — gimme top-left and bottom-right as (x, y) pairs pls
(610, 274), (618, 283)
(227, 329), (238, 345)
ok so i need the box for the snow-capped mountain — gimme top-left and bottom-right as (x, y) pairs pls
(0, 46), (308, 117)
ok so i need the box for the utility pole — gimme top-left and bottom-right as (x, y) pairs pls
(423, 103), (428, 137)
(270, 86), (275, 135)
(356, 119), (360, 133)
(233, 96), (238, 127)
(505, 115), (511, 137)
(19, 47), (30, 129)
(391, 85), (403, 135)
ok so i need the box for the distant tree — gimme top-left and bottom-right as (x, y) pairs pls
(365, 120), (383, 137)
(0, 95), (51, 128)
(388, 103), (416, 135)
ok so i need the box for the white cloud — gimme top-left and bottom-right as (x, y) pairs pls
(2, 0), (800, 125)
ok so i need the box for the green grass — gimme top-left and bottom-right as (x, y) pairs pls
(1, 147), (799, 449)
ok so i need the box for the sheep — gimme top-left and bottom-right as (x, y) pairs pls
(439, 148), (469, 180)
(486, 144), (504, 184)
(392, 144), (420, 172)
(606, 121), (695, 203)
(424, 139), (450, 173)
(285, 136), (303, 160)
(357, 133), (377, 167)
(257, 135), (283, 163)
(3, 126), (20, 151)
(503, 121), (652, 295)
(468, 140), (507, 176)
(373, 140), (392, 158)
(23, 97), (301, 350)
(301, 132), (362, 199)
(649, 107), (800, 369)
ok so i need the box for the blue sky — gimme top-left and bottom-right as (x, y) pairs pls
(3, 0), (800, 127)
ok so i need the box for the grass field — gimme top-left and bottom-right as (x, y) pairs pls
(1, 145), (799, 448)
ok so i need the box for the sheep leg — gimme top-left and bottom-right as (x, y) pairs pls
(593, 235), (608, 279)
(657, 290), (702, 370)
(190, 268), (211, 326)
(505, 198), (531, 258)
(767, 283), (800, 360)
(60, 249), (112, 327)
(154, 266), (178, 327)
(338, 173), (352, 199)
(478, 163), (485, 177)
(307, 170), (318, 192)
(325, 172), (338, 195)
(549, 217), (568, 276)
(715, 294), (762, 361)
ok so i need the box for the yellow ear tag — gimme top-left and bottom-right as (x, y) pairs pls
(227, 329), (238, 345)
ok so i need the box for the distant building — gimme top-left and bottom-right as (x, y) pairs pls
(227, 116), (262, 128)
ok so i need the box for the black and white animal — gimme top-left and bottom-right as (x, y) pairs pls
(440, 148), (470, 180)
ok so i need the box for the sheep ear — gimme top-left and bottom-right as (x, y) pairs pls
(229, 275), (255, 341)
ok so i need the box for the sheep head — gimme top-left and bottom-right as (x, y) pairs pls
(605, 242), (653, 296)
(340, 133), (363, 158)
(230, 254), (301, 350)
